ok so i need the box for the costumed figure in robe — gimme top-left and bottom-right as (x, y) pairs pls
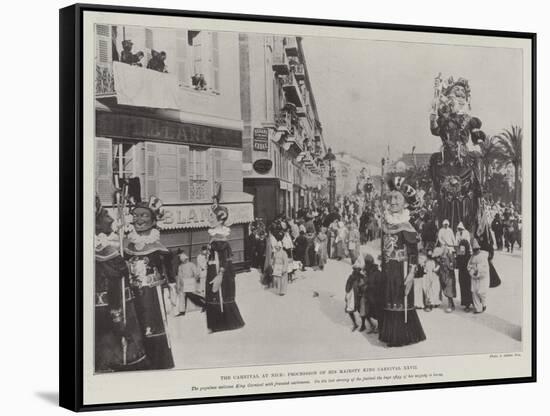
(379, 177), (427, 347)
(94, 197), (149, 372)
(429, 74), (485, 233)
(205, 199), (246, 333)
(124, 197), (174, 369)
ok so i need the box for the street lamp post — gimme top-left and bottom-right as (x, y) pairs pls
(323, 148), (336, 209)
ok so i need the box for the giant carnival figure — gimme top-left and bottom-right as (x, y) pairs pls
(378, 175), (427, 347)
(124, 196), (174, 370)
(94, 196), (149, 372)
(429, 74), (485, 233)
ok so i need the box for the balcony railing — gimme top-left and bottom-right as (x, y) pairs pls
(272, 52), (290, 75)
(281, 73), (305, 108)
(275, 111), (292, 132)
(293, 63), (305, 80)
(285, 37), (299, 57)
(96, 64), (115, 96)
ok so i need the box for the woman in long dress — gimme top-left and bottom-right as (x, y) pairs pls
(347, 222), (361, 265)
(438, 246), (456, 313)
(423, 248), (441, 311)
(271, 241), (289, 295)
(205, 204), (245, 333)
(334, 221), (347, 260)
(315, 227), (329, 270)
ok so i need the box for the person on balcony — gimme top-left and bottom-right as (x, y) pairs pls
(120, 40), (144, 67)
(147, 50), (168, 73)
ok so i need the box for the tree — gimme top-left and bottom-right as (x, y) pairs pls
(480, 135), (500, 185)
(491, 125), (522, 208)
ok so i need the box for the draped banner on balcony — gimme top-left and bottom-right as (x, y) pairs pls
(113, 61), (180, 109)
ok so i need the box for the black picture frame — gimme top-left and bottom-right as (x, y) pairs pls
(60, 3), (537, 411)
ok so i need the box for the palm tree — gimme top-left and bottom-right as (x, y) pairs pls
(480, 135), (500, 185)
(492, 125), (523, 207)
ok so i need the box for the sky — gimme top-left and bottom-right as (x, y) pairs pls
(302, 36), (523, 165)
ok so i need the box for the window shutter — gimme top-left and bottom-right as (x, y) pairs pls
(145, 28), (154, 49)
(176, 30), (188, 87)
(145, 28), (154, 63)
(213, 149), (222, 183)
(145, 143), (158, 198)
(211, 32), (220, 92)
(177, 145), (190, 202)
(95, 24), (112, 64)
(193, 32), (202, 75)
(205, 148), (213, 199)
(95, 137), (114, 205)
(157, 143), (179, 203)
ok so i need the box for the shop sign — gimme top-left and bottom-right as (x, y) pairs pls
(253, 159), (273, 174)
(108, 203), (254, 231)
(96, 112), (242, 149)
(159, 203), (254, 230)
(253, 128), (269, 151)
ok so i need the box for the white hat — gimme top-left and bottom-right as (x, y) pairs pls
(443, 219), (450, 226)
(457, 222), (465, 230)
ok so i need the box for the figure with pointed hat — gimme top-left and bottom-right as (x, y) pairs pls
(455, 221), (471, 245)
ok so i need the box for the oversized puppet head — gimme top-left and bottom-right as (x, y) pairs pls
(387, 176), (422, 213)
(209, 204), (229, 228)
(435, 75), (472, 116)
(131, 196), (164, 234)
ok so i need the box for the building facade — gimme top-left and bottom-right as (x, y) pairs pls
(239, 34), (328, 225)
(333, 152), (377, 196)
(94, 24), (253, 265)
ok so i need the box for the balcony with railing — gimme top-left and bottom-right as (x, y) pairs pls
(293, 63), (305, 80)
(96, 64), (116, 97)
(284, 37), (299, 57)
(281, 72), (305, 108)
(272, 51), (290, 75)
(275, 111), (292, 133)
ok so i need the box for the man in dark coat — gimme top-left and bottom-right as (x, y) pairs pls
(421, 213), (438, 249)
(364, 254), (383, 332)
(293, 231), (308, 271)
(491, 213), (504, 250)
(359, 210), (370, 244)
(477, 227), (501, 288)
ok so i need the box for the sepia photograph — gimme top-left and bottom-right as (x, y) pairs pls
(58, 4), (535, 409)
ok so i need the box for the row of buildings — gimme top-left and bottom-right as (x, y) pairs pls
(94, 24), (329, 266)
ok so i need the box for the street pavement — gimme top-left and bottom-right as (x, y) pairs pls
(166, 241), (523, 370)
